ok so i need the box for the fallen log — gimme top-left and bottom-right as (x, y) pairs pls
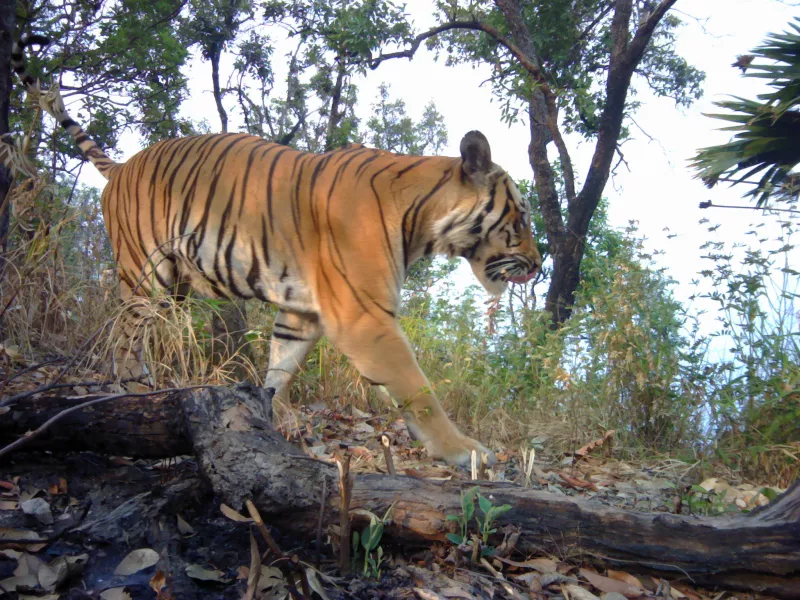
(3, 385), (800, 597)
(183, 386), (800, 599)
(0, 391), (190, 457)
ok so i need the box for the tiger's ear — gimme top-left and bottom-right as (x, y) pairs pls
(460, 130), (492, 185)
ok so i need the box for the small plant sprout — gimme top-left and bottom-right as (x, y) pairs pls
(446, 486), (512, 557)
(351, 503), (395, 578)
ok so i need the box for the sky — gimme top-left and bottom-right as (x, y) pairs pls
(78, 0), (800, 334)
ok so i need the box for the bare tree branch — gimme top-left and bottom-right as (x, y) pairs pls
(367, 19), (549, 91)
(629, 0), (679, 63)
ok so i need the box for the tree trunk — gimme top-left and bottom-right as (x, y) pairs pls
(0, 0), (15, 338)
(324, 53), (347, 151)
(209, 42), (228, 133)
(3, 385), (799, 598)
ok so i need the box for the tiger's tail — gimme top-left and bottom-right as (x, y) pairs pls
(12, 35), (120, 180)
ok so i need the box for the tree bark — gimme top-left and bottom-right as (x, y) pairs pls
(209, 42), (228, 133)
(324, 53), (347, 151)
(4, 385), (799, 597)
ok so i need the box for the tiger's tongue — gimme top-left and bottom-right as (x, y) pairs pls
(508, 271), (536, 284)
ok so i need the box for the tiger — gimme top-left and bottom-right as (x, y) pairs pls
(9, 36), (541, 467)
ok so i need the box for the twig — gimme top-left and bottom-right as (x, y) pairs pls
(612, 145), (631, 175)
(245, 499), (305, 600)
(242, 530), (261, 600)
(366, 19), (548, 90)
(245, 499), (285, 559)
(4, 378), (142, 397)
(336, 454), (353, 576)
(380, 434), (396, 476)
(290, 554), (311, 599)
(479, 557), (522, 599)
(478, 452), (489, 481)
(0, 385), (212, 459)
(315, 474), (327, 570)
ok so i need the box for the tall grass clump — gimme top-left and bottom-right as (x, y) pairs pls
(1, 179), (115, 358)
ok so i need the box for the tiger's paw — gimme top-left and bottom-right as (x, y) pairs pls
(426, 433), (496, 469)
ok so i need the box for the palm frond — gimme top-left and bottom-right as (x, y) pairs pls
(690, 18), (800, 205)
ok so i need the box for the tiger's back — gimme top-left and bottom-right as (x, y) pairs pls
(108, 132), (457, 323)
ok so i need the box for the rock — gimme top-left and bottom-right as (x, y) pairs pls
(20, 497), (53, 525)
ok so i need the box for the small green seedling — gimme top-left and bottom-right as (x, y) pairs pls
(351, 503), (395, 578)
(446, 486), (512, 557)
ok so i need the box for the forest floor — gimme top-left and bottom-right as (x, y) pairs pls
(0, 360), (789, 600)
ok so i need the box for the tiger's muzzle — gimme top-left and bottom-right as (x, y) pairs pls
(485, 254), (540, 284)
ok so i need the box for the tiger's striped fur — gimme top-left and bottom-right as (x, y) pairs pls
(11, 36), (541, 466)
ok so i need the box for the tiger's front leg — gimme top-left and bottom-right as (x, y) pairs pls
(325, 313), (495, 467)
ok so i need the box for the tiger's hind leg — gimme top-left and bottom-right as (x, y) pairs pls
(262, 310), (321, 417)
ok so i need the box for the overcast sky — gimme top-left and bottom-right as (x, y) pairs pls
(80, 0), (799, 333)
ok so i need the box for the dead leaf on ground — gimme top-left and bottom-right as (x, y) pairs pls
(671, 583), (703, 600)
(305, 568), (331, 600)
(564, 583), (601, 600)
(114, 548), (159, 576)
(607, 570), (645, 589)
(100, 588), (133, 600)
(150, 570), (168, 598)
(220, 503), (252, 523)
(573, 430), (616, 462)
(0, 574), (38, 593)
(176, 514), (194, 535)
(496, 556), (557, 573)
(0, 527), (47, 551)
(559, 473), (598, 491)
(14, 552), (43, 577)
(580, 568), (645, 597)
(185, 564), (230, 583)
(38, 554), (88, 591)
(257, 566), (286, 595)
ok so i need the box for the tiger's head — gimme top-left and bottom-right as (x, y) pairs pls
(434, 131), (542, 297)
